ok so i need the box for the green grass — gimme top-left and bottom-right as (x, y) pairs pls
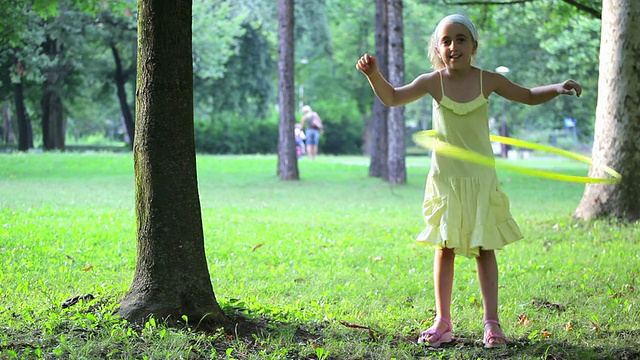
(1, 152), (639, 359)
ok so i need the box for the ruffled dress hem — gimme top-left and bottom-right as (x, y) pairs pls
(416, 218), (523, 258)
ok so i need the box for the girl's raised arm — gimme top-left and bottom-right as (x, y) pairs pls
(356, 53), (434, 107)
(489, 72), (581, 105)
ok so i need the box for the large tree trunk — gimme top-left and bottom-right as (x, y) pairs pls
(277, 0), (299, 180)
(386, 0), (406, 184)
(111, 43), (135, 145)
(118, 0), (228, 329)
(368, 0), (389, 179)
(41, 84), (65, 151)
(41, 37), (66, 151)
(574, 0), (640, 221)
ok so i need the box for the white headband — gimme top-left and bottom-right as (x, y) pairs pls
(435, 14), (478, 42)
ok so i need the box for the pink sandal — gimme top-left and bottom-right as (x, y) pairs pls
(483, 319), (507, 348)
(417, 317), (452, 347)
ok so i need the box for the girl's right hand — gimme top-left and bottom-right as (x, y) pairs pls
(356, 53), (378, 76)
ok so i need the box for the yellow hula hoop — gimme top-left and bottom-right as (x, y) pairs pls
(412, 130), (621, 184)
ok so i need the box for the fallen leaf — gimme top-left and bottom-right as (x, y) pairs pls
(251, 243), (264, 252)
(518, 314), (531, 327)
(473, 298), (481, 308)
(591, 322), (600, 331)
(565, 322), (573, 331)
(541, 328), (553, 338)
(83, 265), (93, 272)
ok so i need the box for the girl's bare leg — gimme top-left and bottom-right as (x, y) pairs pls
(423, 247), (455, 341)
(476, 249), (506, 345)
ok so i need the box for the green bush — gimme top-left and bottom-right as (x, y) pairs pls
(194, 103), (365, 155)
(194, 110), (278, 154)
(308, 99), (364, 155)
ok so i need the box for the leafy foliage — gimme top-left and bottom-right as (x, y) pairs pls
(202, 23), (275, 120)
(1, 0), (603, 154)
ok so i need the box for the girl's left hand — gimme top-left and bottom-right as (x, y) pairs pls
(560, 80), (582, 97)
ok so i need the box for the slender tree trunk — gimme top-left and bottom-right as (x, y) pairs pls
(14, 80), (31, 152)
(111, 43), (135, 145)
(41, 82), (52, 150)
(1, 105), (16, 144)
(0, 107), (5, 143)
(574, 0), (640, 221)
(51, 92), (64, 150)
(368, 0), (389, 179)
(118, 0), (228, 329)
(386, 0), (406, 184)
(277, 0), (299, 180)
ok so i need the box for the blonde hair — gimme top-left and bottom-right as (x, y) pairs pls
(428, 14), (479, 70)
(301, 105), (312, 114)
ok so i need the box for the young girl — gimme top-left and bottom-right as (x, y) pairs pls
(356, 14), (581, 348)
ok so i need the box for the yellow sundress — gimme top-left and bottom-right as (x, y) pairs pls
(416, 70), (523, 258)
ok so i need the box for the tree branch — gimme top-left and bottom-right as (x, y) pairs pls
(443, 0), (601, 19)
(442, 0), (533, 5)
(559, 0), (600, 19)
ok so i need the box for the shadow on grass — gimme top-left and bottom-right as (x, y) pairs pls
(221, 311), (640, 360)
(408, 333), (640, 360)
(6, 299), (635, 359)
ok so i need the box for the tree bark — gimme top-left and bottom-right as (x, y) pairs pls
(118, 0), (228, 329)
(368, 0), (389, 179)
(111, 43), (135, 145)
(386, 0), (406, 184)
(41, 37), (66, 151)
(277, 0), (299, 180)
(574, 0), (640, 221)
(41, 82), (52, 151)
(13, 79), (31, 152)
(2, 105), (16, 145)
(51, 91), (64, 150)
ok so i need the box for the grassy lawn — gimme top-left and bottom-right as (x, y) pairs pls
(1, 152), (638, 359)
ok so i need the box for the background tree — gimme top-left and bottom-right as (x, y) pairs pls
(368, 0), (389, 178)
(39, 3), (96, 150)
(276, 0), (299, 180)
(295, 0), (367, 156)
(93, 5), (138, 145)
(118, 0), (228, 328)
(1, 3), (47, 151)
(0, 0), (604, 158)
(574, 0), (640, 220)
(386, 0), (406, 184)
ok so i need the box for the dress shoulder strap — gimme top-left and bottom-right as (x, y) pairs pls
(479, 69), (483, 92)
(439, 71), (446, 97)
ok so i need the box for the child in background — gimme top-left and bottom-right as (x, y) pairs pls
(294, 123), (306, 158)
(356, 14), (581, 348)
